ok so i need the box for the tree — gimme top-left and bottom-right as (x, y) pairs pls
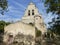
(35, 27), (41, 37)
(45, 0), (60, 35)
(45, 0), (60, 15)
(0, 0), (8, 15)
(0, 21), (11, 33)
(0, 21), (10, 42)
(48, 16), (60, 35)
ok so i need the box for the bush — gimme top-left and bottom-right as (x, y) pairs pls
(35, 27), (41, 37)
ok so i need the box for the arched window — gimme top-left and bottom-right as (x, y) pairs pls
(32, 10), (34, 15)
(28, 10), (30, 16)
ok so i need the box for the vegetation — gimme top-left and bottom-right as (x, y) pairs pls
(45, 0), (60, 15)
(48, 16), (60, 35)
(0, 21), (11, 34)
(45, 1), (60, 45)
(0, 20), (10, 42)
(45, 0), (60, 35)
(36, 30), (41, 37)
(0, 0), (8, 15)
(35, 27), (41, 37)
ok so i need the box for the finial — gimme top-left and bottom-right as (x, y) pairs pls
(30, 0), (34, 5)
(30, 0), (33, 4)
(30, 2), (34, 5)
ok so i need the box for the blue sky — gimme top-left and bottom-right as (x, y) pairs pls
(0, 0), (54, 27)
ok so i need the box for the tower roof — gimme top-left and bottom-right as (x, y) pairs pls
(29, 2), (34, 5)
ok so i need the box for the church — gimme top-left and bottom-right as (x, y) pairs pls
(3, 2), (47, 45)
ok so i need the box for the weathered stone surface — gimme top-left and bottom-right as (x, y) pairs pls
(3, 2), (47, 45)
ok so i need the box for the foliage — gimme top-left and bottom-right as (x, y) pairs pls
(45, 0), (60, 15)
(0, 0), (8, 15)
(35, 27), (41, 37)
(0, 21), (11, 33)
(0, 21), (10, 42)
(48, 16), (60, 35)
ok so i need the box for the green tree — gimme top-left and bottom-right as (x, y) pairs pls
(0, 21), (10, 42)
(0, 0), (8, 15)
(45, 0), (60, 15)
(45, 0), (60, 35)
(0, 21), (10, 33)
(35, 27), (41, 37)
(48, 16), (60, 35)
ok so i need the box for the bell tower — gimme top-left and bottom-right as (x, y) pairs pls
(21, 2), (47, 34)
(21, 2), (41, 24)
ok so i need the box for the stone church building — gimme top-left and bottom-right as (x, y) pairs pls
(3, 2), (47, 45)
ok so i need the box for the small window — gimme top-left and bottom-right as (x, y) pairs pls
(32, 10), (34, 15)
(28, 10), (30, 16)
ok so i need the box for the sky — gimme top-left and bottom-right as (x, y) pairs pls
(0, 0), (54, 27)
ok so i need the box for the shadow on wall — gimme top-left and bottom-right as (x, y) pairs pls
(0, 30), (4, 43)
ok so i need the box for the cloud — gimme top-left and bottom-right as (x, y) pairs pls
(33, 0), (41, 3)
(0, 0), (52, 27)
(7, 6), (23, 14)
(12, 0), (26, 9)
(5, 18), (21, 22)
(0, 14), (21, 22)
(0, 4), (23, 22)
(0, 14), (10, 18)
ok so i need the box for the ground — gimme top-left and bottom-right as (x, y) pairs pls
(0, 34), (60, 45)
